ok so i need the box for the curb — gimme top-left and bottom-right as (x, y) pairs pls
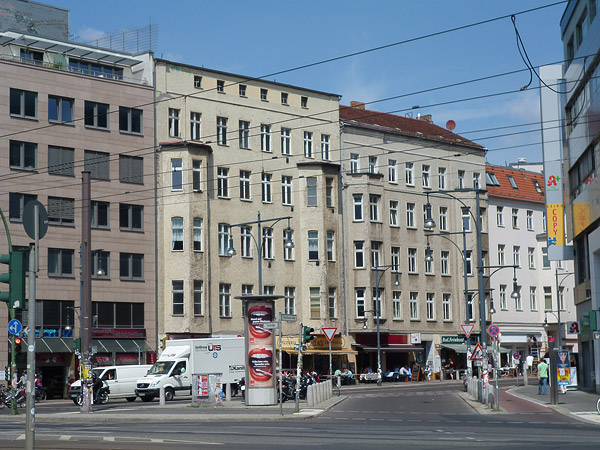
(0, 396), (347, 424)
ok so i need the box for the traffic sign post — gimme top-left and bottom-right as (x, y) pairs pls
(461, 324), (475, 338)
(470, 343), (484, 361)
(321, 328), (337, 378)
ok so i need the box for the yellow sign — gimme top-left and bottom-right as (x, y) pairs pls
(573, 201), (591, 236)
(557, 368), (570, 385)
(546, 204), (565, 247)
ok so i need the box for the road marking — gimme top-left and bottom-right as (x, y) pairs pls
(16, 435), (25, 440)
(370, 418), (384, 421)
(151, 439), (164, 443)
(59, 436), (71, 441)
(103, 437), (115, 441)
(389, 419), (403, 422)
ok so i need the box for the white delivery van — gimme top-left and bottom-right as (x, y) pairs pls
(68, 365), (151, 404)
(135, 337), (245, 401)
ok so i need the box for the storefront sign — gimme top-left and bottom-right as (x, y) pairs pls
(92, 328), (146, 338)
(546, 203), (565, 247)
(441, 336), (466, 344)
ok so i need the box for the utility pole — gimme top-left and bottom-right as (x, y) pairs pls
(80, 171), (93, 412)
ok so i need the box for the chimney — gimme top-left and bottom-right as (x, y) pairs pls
(350, 101), (365, 110)
(419, 114), (433, 124)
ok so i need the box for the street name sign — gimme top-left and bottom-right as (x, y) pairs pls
(281, 314), (297, 322)
(322, 327), (337, 342)
(262, 321), (279, 329)
(461, 324), (475, 338)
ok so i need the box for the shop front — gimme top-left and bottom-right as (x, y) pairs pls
(278, 335), (357, 376)
(352, 333), (425, 376)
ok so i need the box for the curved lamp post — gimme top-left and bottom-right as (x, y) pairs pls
(363, 265), (399, 386)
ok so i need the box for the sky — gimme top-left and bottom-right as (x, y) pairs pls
(51, 0), (568, 166)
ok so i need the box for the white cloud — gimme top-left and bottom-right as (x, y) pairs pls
(163, 52), (184, 62)
(76, 27), (109, 43)
(337, 60), (388, 106)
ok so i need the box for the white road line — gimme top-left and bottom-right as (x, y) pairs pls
(59, 436), (72, 441)
(150, 439), (164, 443)
(370, 418), (384, 421)
(16, 434), (25, 440)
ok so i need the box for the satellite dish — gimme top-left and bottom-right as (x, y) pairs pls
(446, 120), (456, 131)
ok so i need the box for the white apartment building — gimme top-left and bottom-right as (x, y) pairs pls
(486, 165), (576, 366)
(154, 60), (347, 372)
(340, 105), (488, 375)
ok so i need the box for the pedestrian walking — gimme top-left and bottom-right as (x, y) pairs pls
(538, 359), (549, 395)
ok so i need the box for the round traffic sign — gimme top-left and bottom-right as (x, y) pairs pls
(513, 352), (521, 360)
(8, 319), (22, 335)
(23, 200), (48, 240)
(488, 324), (500, 337)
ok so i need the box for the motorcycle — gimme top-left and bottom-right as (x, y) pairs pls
(76, 381), (110, 405)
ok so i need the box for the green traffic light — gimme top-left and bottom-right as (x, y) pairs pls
(302, 326), (315, 344)
(0, 250), (26, 309)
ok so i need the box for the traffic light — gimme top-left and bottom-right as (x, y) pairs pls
(14, 337), (22, 355)
(302, 326), (315, 345)
(582, 310), (598, 332)
(0, 250), (26, 309)
(4, 365), (9, 382)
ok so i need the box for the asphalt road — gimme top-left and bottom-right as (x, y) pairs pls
(0, 381), (598, 449)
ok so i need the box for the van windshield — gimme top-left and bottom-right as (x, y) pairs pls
(148, 361), (174, 375)
(91, 368), (105, 378)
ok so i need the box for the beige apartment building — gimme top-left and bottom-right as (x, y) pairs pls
(340, 105), (488, 376)
(0, 30), (155, 397)
(154, 60), (347, 371)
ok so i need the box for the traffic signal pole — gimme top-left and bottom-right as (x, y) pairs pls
(25, 241), (37, 450)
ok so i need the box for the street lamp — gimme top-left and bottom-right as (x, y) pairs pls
(227, 212), (293, 295)
(424, 228), (472, 374)
(362, 264), (399, 386)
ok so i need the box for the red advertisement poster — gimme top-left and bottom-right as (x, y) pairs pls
(247, 301), (274, 387)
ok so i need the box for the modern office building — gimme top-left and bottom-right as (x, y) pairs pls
(485, 165), (576, 366)
(559, 0), (600, 391)
(339, 104), (488, 375)
(0, 28), (156, 396)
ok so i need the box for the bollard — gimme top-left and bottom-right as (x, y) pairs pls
(159, 385), (165, 406)
(307, 384), (314, 407)
(225, 383), (231, 403)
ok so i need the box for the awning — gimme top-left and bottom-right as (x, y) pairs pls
(353, 344), (424, 353)
(94, 339), (154, 353)
(35, 338), (73, 353)
(282, 348), (357, 356)
(441, 343), (512, 354)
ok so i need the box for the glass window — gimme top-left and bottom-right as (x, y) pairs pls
(48, 197), (74, 225)
(369, 156), (377, 174)
(328, 287), (336, 319)
(369, 195), (380, 222)
(91, 201), (110, 229)
(191, 112), (202, 140)
(405, 162), (414, 186)
(406, 203), (415, 228)
(308, 230), (319, 260)
(261, 89), (268, 101)
(371, 242), (382, 268)
(310, 287), (320, 319)
(261, 124), (271, 152)
(119, 253), (144, 280)
(172, 217), (184, 251)
(526, 210), (534, 230)
(426, 293), (435, 320)
(193, 280), (203, 316)
(285, 287), (295, 315)
(172, 280), (184, 315)
(356, 288), (365, 317)
(119, 107), (143, 134)
(529, 287), (537, 311)
(261, 172), (272, 203)
(500, 285), (507, 310)
(217, 117), (228, 145)
(513, 246), (520, 267)
(171, 159), (183, 191)
(393, 291), (402, 320)
(283, 229), (294, 260)
(219, 284), (231, 317)
(281, 128), (291, 155)
(217, 80), (225, 92)
(409, 292), (418, 320)
(325, 177), (334, 208)
(321, 134), (330, 160)
(408, 248), (417, 273)
(354, 241), (364, 268)
(168, 108), (180, 137)
(353, 194), (363, 221)
(528, 247), (535, 269)
(306, 177), (317, 206)
(327, 231), (335, 261)
(241, 226), (252, 258)
(439, 207), (448, 231)
(193, 218), (202, 252)
(282, 175), (293, 205)
(48, 248), (74, 277)
(240, 170), (251, 201)
(441, 251), (449, 275)
(388, 160), (397, 183)
(193, 160), (201, 192)
(542, 247), (550, 268)
(10, 88), (37, 119)
(422, 165), (430, 188)
(84, 150), (110, 180)
(262, 228), (273, 259)
(303, 131), (313, 158)
(9, 140), (37, 171)
(438, 167), (446, 189)
(48, 146), (74, 176)
(544, 286), (552, 311)
(301, 96), (308, 108)
(217, 167), (229, 197)
(238, 84), (246, 96)
(496, 206), (504, 227)
(350, 154), (359, 173)
(443, 293), (451, 320)
(119, 204), (143, 231)
(84, 101), (109, 129)
(498, 244), (505, 266)
(390, 200), (398, 226)
(218, 224), (230, 256)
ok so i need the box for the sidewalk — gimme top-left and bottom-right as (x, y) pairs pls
(508, 384), (600, 425)
(0, 395), (346, 424)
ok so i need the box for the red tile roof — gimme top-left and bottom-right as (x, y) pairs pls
(339, 105), (484, 150)
(486, 165), (545, 204)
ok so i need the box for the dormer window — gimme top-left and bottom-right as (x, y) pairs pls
(508, 175), (518, 189)
(20, 48), (43, 65)
(533, 179), (543, 194)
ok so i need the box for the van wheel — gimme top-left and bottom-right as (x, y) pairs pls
(141, 396), (154, 402)
(164, 388), (175, 401)
(126, 397), (136, 402)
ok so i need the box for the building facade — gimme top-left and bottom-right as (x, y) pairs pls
(339, 105), (488, 375)
(154, 60), (348, 372)
(486, 165), (576, 367)
(0, 30), (156, 397)
(560, 0), (600, 391)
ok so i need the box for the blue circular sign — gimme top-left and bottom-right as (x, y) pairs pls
(488, 324), (500, 337)
(213, 352), (218, 358)
(8, 319), (22, 336)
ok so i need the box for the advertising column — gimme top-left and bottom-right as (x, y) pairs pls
(245, 299), (276, 405)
